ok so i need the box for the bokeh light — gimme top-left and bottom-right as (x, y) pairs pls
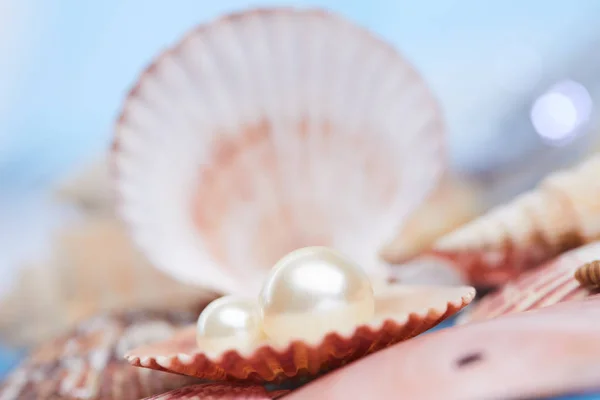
(530, 79), (593, 145)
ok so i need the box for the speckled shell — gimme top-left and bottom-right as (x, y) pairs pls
(143, 383), (289, 400)
(416, 154), (600, 287)
(286, 296), (600, 400)
(126, 285), (474, 384)
(574, 259), (600, 288)
(0, 310), (204, 400)
(460, 241), (600, 324)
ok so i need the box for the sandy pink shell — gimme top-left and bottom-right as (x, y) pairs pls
(0, 310), (203, 400)
(462, 241), (600, 323)
(413, 154), (600, 288)
(287, 295), (600, 400)
(143, 383), (289, 400)
(112, 7), (446, 296)
(126, 285), (474, 384)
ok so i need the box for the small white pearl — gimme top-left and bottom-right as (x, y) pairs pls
(258, 246), (375, 345)
(196, 296), (263, 351)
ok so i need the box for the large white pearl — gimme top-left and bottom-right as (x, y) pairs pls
(258, 246), (375, 345)
(196, 296), (263, 352)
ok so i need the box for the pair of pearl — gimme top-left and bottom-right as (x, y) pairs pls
(196, 246), (375, 350)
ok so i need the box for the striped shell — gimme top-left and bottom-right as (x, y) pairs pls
(0, 310), (202, 400)
(126, 285), (474, 384)
(461, 241), (600, 323)
(574, 260), (600, 288)
(412, 154), (600, 287)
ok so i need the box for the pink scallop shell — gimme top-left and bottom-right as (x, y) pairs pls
(287, 295), (600, 400)
(112, 7), (446, 296)
(126, 285), (474, 384)
(463, 241), (600, 323)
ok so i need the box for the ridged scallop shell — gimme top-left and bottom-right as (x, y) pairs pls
(125, 285), (474, 384)
(287, 296), (600, 400)
(461, 241), (600, 323)
(0, 310), (203, 400)
(144, 383), (288, 400)
(411, 154), (600, 287)
(113, 8), (445, 296)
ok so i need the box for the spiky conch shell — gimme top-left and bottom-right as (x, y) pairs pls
(112, 7), (445, 297)
(125, 285), (474, 384)
(401, 153), (600, 288)
(458, 241), (600, 324)
(143, 383), (288, 400)
(0, 310), (204, 400)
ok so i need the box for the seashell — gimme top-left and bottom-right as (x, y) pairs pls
(459, 241), (600, 324)
(112, 7), (445, 296)
(574, 259), (600, 288)
(286, 295), (600, 400)
(410, 154), (600, 287)
(0, 309), (204, 400)
(125, 284), (474, 384)
(143, 383), (289, 400)
(0, 216), (218, 347)
(55, 155), (115, 215)
(380, 175), (482, 264)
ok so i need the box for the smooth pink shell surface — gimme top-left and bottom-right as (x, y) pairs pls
(287, 295), (600, 400)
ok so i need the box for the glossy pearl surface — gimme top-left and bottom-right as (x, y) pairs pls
(196, 296), (263, 351)
(259, 246), (375, 344)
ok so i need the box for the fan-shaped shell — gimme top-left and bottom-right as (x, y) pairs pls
(125, 285), (474, 384)
(460, 241), (600, 323)
(113, 8), (445, 296)
(0, 310), (203, 400)
(287, 296), (600, 400)
(409, 154), (600, 287)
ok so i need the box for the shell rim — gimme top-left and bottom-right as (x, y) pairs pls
(125, 285), (475, 369)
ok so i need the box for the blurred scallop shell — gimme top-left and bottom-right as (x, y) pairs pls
(0, 216), (217, 347)
(287, 295), (600, 400)
(380, 174), (482, 264)
(126, 285), (474, 384)
(56, 155), (115, 215)
(410, 154), (600, 287)
(143, 383), (289, 400)
(113, 8), (445, 296)
(0, 310), (202, 400)
(460, 241), (600, 323)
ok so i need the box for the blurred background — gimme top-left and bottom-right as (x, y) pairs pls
(3, 0), (600, 380)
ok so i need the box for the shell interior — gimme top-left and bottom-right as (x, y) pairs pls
(125, 284), (474, 383)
